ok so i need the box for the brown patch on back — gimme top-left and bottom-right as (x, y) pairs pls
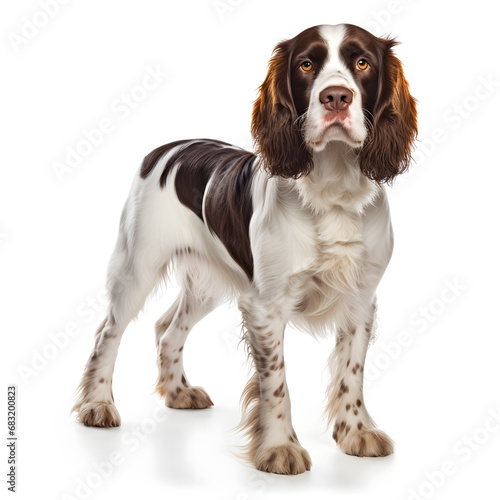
(140, 140), (191, 179)
(156, 139), (256, 279)
(203, 148), (256, 280)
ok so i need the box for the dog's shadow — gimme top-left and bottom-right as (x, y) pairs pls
(153, 408), (215, 483)
(72, 405), (395, 492)
(151, 404), (237, 485)
(316, 445), (397, 491)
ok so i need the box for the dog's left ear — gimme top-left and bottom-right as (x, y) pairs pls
(251, 40), (312, 179)
(359, 40), (418, 184)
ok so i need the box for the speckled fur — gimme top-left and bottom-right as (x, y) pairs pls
(72, 23), (416, 474)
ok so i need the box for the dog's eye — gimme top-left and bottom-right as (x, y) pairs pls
(356, 59), (369, 70)
(300, 61), (313, 72)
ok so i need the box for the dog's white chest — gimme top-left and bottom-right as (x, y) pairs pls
(288, 178), (377, 333)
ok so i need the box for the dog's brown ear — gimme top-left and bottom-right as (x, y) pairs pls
(359, 41), (418, 184)
(251, 40), (312, 179)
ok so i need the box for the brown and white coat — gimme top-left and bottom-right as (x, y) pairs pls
(72, 24), (418, 475)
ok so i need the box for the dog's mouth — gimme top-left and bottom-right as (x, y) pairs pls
(308, 120), (363, 149)
(326, 119), (350, 133)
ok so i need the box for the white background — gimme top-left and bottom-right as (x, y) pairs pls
(2, 1), (500, 499)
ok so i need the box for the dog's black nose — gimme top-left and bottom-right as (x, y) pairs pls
(319, 86), (353, 112)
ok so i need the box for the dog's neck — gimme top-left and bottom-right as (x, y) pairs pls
(296, 142), (379, 215)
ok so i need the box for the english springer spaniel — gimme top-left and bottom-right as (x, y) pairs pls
(72, 23), (418, 475)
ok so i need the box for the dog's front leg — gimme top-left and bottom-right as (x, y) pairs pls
(238, 291), (311, 475)
(326, 303), (394, 457)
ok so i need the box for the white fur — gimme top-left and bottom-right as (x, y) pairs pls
(304, 25), (368, 150)
(73, 25), (397, 469)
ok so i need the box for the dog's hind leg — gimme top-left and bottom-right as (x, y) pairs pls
(155, 276), (217, 409)
(72, 223), (164, 427)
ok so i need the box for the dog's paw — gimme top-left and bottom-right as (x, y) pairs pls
(335, 423), (394, 457)
(254, 444), (312, 475)
(165, 386), (214, 409)
(75, 402), (121, 428)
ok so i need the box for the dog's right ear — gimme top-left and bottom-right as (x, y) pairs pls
(251, 40), (312, 179)
(358, 38), (418, 184)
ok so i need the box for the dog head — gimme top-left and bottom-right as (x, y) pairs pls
(251, 24), (418, 183)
